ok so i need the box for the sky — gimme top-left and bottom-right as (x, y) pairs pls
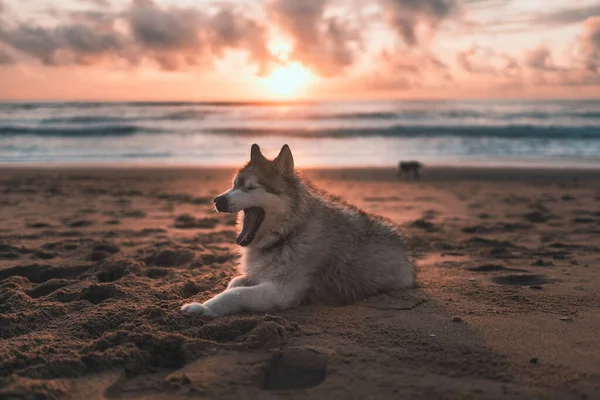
(0, 0), (599, 101)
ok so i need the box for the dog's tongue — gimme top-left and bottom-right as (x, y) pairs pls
(236, 207), (265, 247)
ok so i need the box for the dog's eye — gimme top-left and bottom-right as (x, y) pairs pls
(247, 185), (258, 191)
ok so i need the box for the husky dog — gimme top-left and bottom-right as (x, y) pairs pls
(181, 144), (415, 316)
(398, 161), (423, 180)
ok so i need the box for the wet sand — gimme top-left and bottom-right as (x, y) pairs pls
(0, 166), (599, 399)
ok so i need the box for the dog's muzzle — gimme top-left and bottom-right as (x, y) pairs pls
(214, 195), (230, 212)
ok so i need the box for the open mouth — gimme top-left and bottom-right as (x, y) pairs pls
(236, 207), (265, 247)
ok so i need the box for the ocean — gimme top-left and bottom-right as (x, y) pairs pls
(1, 99), (600, 167)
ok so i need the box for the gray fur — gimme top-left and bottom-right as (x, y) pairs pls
(181, 144), (415, 316)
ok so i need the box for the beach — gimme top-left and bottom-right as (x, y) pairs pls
(0, 166), (599, 399)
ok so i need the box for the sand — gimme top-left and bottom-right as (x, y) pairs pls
(0, 166), (599, 399)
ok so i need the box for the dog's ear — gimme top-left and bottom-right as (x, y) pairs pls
(250, 144), (265, 163)
(274, 144), (294, 176)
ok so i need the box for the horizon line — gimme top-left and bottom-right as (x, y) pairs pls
(2, 96), (600, 104)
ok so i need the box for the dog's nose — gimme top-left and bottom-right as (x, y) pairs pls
(214, 195), (229, 212)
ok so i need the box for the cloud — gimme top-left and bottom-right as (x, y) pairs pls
(1, 0), (596, 97)
(533, 4), (600, 27)
(0, 0), (472, 82)
(578, 16), (600, 72)
(126, 0), (271, 71)
(0, 25), (64, 65)
(457, 46), (519, 77)
(380, 0), (460, 46)
(382, 49), (450, 76)
(300, 16), (360, 76)
(551, 16), (600, 86)
(268, 0), (361, 76)
(460, 3), (600, 36)
(59, 23), (124, 63)
(357, 49), (452, 91)
(518, 18), (600, 87)
(524, 46), (562, 72)
(125, 0), (205, 69)
(462, 0), (511, 9)
(128, 0), (204, 52)
(78, 0), (111, 7)
(270, 0), (325, 45)
(0, 0), (273, 71)
(0, 20), (127, 66)
(70, 10), (118, 29)
(208, 7), (271, 73)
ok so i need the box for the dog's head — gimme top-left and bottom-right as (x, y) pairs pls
(214, 144), (296, 247)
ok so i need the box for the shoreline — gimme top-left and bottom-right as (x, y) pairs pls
(2, 159), (600, 171)
(2, 164), (600, 182)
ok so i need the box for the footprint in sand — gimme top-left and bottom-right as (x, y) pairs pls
(492, 274), (550, 286)
(467, 264), (527, 273)
(26, 279), (73, 298)
(264, 347), (328, 391)
(0, 264), (91, 283)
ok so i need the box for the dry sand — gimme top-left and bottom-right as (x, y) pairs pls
(0, 166), (599, 399)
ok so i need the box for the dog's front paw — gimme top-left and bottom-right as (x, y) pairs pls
(180, 302), (216, 316)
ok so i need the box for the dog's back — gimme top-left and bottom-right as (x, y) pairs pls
(245, 186), (415, 305)
(307, 198), (414, 303)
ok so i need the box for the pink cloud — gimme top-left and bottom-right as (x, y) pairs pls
(457, 46), (520, 78)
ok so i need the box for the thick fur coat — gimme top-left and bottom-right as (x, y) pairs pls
(182, 144), (414, 316)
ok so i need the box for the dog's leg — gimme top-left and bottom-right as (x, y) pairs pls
(181, 281), (305, 316)
(227, 275), (251, 289)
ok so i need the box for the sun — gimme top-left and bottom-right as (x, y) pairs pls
(262, 63), (313, 97)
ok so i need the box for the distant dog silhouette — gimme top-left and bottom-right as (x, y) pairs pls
(398, 161), (423, 180)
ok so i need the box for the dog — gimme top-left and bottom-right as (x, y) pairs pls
(181, 144), (415, 316)
(398, 161), (423, 180)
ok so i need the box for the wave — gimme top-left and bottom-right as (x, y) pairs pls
(308, 111), (401, 120)
(0, 125), (142, 136)
(573, 111), (600, 119)
(159, 110), (210, 121)
(0, 102), (115, 111)
(206, 124), (600, 139)
(41, 116), (129, 124)
(306, 110), (600, 121)
(38, 112), (211, 124)
(3, 123), (600, 139)
(22, 110), (600, 126)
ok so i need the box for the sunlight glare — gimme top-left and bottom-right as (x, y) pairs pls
(268, 37), (292, 63)
(262, 63), (313, 98)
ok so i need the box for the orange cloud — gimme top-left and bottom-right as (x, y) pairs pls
(457, 46), (520, 78)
